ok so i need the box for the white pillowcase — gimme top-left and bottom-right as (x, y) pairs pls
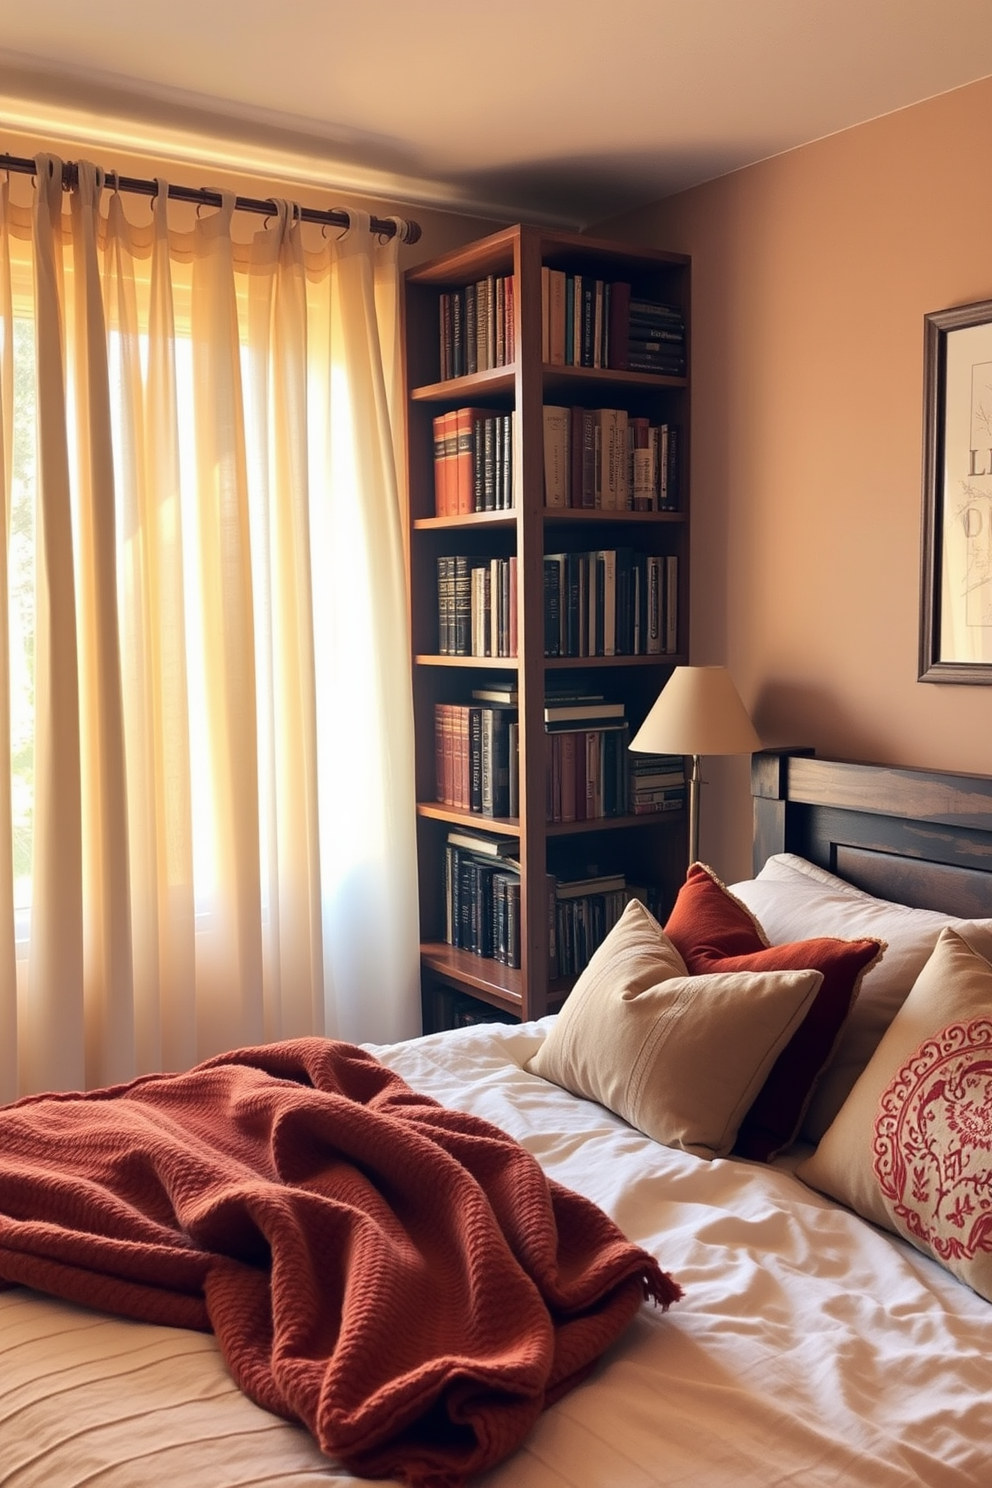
(728, 854), (992, 1142)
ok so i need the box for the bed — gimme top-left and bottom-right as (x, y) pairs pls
(4, 748), (992, 1488)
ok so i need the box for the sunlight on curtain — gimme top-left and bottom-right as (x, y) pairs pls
(0, 158), (420, 1100)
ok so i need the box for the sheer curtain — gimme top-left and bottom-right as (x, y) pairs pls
(0, 155), (420, 1101)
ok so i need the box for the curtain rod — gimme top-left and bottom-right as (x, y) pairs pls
(0, 151), (421, 244)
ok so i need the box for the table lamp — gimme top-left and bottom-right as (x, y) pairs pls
(629, 665), (762, 864)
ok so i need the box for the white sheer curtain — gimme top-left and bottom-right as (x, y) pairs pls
(0, 155), (420, 1100)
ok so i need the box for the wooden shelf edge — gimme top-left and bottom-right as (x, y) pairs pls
(421, 944), (571, 1018)
(546, 810), (685, 837)
(421, 944), (524, 1010)
(414, 653), (518, 669)
(417, 802), (520, 833)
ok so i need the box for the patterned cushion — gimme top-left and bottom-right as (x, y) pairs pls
(798, 927), (992, 1301)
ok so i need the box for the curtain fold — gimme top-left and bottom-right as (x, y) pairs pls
(29, 153), (85, 1096)
(0, 177), (17, 1102)
(0, 159), (419, 1096)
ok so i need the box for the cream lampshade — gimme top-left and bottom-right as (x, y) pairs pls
(629, 665), (762, 865)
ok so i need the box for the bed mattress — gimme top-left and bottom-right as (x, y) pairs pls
(2, 1018), (991, 1487)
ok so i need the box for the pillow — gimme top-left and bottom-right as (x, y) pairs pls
(730, 853), (992, 1141)
(797, 927), (992, 1302)
(665, 864), (883, 1161)
(525, 898), (823, 1159)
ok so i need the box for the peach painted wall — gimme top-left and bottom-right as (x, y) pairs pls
(601, 76), (992, 884)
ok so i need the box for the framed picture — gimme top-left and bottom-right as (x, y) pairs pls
(920, 299), (992, 682)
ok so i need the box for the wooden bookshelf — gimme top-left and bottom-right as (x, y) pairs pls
(404, 224), (691, 1030)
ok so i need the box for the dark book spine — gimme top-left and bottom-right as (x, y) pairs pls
(453, 555), (471, 656)
(451, 289), (464, 379)
(439, 293), (450, 380)
(580, 281), (595, 366)
(543, 559), (561, 657)
(469, 706), (483, 812)
(483, 417), (496, 510)
(564, 551), (581, 657)
(465, 283), (477, 375)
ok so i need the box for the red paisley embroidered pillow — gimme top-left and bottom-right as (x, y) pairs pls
(798, 927), (992, 1301)
(874, 1018), (992, 1267)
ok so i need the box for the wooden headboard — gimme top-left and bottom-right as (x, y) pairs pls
(751, 749), (992, 918)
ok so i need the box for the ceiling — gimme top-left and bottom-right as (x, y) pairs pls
(3, 0), (992, 229)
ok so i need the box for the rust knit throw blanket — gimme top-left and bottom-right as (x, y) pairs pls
(0, 1038), (679, 1486)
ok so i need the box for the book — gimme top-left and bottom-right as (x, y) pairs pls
(630, 417), (655, 511)
(570, 406), (595, 509)
(544, 700), (625, 724)
(646, 555), (663, 655)
(665, 555), (679, 653)
(481, 705), (515, 817)
(547, 269), (566, 365)
(452, 555), (472, 656)
(555, 871), (626, 899)
(446, 828), (518, 858)
(432, 413), (449, 516)
(543, 557), (561, 657)
(607, 280), (631, 369)
(542, 405), (571, 507)
(598, 549), (617, 655)
(472, 682), (518, 704)
(454, 408), (489, 515)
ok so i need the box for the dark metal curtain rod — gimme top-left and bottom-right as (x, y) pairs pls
(0, 151), (421, 244)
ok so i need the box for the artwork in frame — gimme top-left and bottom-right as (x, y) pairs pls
(920, 298), (992, 683)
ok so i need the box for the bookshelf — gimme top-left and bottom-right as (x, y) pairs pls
(405, 224), (691, 1032)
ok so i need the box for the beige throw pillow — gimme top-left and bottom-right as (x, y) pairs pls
(798, 927), (992, 1300)
(526, 898), (823, 1159)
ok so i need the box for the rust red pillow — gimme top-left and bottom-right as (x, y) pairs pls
(664, 864), (883, 1161)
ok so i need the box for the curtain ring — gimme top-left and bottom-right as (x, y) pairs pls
(381, 215), (411, 244)
(323, 210), (350, 241)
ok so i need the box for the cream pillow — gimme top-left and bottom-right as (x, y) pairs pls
(730, 853), (992, 1141)
(526, 898), (823, 1159)
(798, 927), (992, 1301)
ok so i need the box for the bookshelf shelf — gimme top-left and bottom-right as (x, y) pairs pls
(404, 223), (691, 1032)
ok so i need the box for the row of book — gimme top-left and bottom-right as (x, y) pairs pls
(541, 273), (686, 375)
(443, 826), (665, 980)
(543, 405), (679, 511)
(439, 275), (515, 380)
(437, 555), (517, 658)
(555, 877), (632, 978)
(544, 549), (678, 657)
(546, 723), (631, 823)
(443, 839), (526, 968)
(432, 408), (515, 515)
(629, 752), (687, 814)
(435, 690), (687, 823)
(435, 702), (517, 817)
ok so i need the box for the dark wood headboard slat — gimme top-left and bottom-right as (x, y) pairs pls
(785, 757), (992, 834)
(833, 846), (992, 918)
(751, 750), (992, 918)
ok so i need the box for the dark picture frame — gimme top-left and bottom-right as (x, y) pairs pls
(920, 299), (992, 683)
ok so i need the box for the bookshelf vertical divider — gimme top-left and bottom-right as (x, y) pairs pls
(406, 224), (691, 1032)
(515, 228), (551, 1016)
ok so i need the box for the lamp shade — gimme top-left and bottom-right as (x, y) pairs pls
(629, 665), (761, 757)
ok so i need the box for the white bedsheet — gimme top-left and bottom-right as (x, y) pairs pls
(2, 1018), (991, 1487)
